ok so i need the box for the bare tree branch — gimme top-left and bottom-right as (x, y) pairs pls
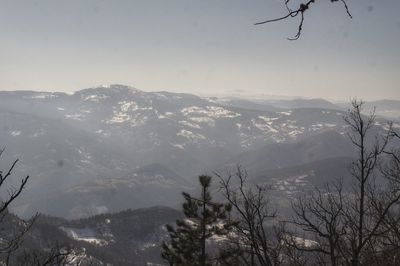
(255, 0), (352, 40)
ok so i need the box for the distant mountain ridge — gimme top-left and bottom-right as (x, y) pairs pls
(225, 130), (355, 174)
(337, 99), (400, 120)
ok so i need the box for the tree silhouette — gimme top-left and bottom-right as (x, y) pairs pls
(0, 148), (75, 266)
(162, 175), (238, 266)
(285, 100), (400, 266)
(218, 166), (286, 266)
(0, 148), (36, 265)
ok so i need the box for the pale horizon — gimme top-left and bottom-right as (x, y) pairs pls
(0, 0), (399, 101)
(0, 83), (397, 103)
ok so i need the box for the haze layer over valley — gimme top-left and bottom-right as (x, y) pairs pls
(1, 84), (398, 219)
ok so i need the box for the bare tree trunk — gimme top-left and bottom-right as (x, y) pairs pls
(286, 100), (398, 265)
(218, 166), (280, 266)
(201, 182), (207, 266)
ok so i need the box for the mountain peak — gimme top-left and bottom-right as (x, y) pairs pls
(75, 84), (140, 96)
(98, 84), (139, 91)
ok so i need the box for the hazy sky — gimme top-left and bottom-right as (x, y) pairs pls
(0, 0), (399, 100)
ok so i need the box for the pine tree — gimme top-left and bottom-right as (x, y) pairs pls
(161, 175), (238, 266)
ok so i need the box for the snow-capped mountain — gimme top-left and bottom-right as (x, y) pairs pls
(0, 85), (397, 218)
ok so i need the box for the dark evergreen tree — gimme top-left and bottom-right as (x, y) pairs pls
(161, 175), (239, 266)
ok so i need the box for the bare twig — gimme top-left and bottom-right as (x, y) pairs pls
(255, 0), (352, 40)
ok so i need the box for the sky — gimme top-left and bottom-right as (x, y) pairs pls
(0, 0), (399, 101)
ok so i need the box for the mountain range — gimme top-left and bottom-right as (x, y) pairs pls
(0, 84), (398, 218)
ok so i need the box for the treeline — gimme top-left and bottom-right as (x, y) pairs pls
(161, 100), (400, 266)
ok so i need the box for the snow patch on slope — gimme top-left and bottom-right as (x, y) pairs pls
(181, 106), (240, 118)
(177, 129), (206, 142)
(60, 227), (108, 246)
